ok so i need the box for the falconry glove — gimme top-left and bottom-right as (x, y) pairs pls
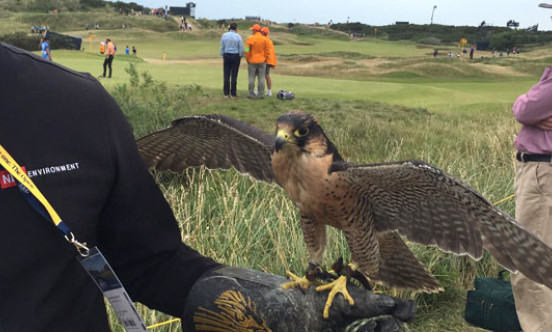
(182, 266), (415, 332)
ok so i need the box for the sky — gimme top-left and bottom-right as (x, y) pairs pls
(124, 0), (552, 31)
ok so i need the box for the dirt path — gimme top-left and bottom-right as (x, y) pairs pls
(143, 58), (220, 65)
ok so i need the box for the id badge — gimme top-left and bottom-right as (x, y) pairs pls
(79, 247), (148, 332)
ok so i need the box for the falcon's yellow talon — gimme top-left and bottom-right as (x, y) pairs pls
(316, 275), (354, 319)
(282, 270), (314, 290)
(372, 284), (382, 293)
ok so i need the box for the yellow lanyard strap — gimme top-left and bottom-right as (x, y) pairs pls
(0, 144), (63, 225)
(0, 144), (89, 256)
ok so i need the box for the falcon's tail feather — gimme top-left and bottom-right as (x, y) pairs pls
(372, 231), (443, 293)
(479, 209), (552, 290)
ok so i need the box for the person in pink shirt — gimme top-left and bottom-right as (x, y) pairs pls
(511, 66), (552, 332)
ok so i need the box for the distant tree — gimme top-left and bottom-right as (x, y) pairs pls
(81, 0), (105, 9)
(0, 32), (40, 50)
(489, 29), (552, 49)
(26, 0), (79, 12)
(108, 1), (144, 13)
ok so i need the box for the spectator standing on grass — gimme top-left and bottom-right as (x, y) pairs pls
(244, 24), (268, 99)
(102, 38), (115, 78)
(260, 27), (277, 97)
(511, 66), (552, 332)
(40, 36), (52, 61)
(0, 40), (415, 332)
(125, 45), (130, 56)
(132, 46), (137, 56)
(469, 45), (474, 59)
(219, 22), (244, 98)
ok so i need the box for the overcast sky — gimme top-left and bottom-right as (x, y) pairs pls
(127, 0), (552, 31)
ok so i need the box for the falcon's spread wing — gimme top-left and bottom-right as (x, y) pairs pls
(136, 115), (276, 183)
(341, 160), (552, 289)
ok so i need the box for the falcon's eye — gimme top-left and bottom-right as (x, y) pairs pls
(294, 127), (309, 137)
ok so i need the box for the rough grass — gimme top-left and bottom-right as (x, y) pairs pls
(15, 9), (178, 32)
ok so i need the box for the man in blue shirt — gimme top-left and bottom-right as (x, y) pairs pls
(220, 22), (244, 97)
(41, 36), (52, 61)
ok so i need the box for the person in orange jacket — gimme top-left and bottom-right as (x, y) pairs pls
(102, 38), (115, 78)
(261, 27), (277, 97)
(244, 24), (269, 99)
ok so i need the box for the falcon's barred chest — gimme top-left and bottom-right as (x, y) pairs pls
(272, 150), (352, 229)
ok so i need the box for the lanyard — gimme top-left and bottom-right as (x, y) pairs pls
(0, 144), (89, 256)
(0, 144), (148, 330)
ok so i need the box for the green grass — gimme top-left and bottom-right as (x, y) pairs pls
(2, 10), (547, 330)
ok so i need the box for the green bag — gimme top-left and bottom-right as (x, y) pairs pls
(465, 271), (522, 332)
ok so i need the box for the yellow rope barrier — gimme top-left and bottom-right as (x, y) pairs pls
(146, 194), (516, 330)
(493, 194), (515, 206)
(147, 318), (181, 330)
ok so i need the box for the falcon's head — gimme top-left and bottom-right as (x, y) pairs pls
(274, 111), (342, 161)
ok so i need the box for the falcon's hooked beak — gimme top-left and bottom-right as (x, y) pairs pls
(275, 129), (293, 152)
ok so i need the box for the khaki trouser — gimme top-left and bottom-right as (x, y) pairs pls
(248, 62), (266, 97)
(512, 161), (552, 332)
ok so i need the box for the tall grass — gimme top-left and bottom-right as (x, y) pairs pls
(105, 67), (520, 331)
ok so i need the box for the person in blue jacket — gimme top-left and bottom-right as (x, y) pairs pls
(40, 36), (52, 61)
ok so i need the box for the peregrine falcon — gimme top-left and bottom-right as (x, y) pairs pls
(137, 111), (552, 318)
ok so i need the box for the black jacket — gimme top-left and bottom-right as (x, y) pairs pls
(0, 42), (220, 331)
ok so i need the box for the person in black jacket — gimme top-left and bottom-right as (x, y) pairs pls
(0, 42), (414, 332)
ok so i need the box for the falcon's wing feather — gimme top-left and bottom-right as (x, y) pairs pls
(375, 231), (443, 292)
(342, 160), (552, 289)
(136, 114), (276, 183)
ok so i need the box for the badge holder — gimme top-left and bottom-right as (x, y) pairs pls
(79, 247), (147, 331)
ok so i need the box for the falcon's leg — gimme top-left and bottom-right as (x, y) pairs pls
(282, 216), (326, 290)
(316, 224), (380, 318)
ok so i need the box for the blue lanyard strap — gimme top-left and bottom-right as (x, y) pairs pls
(0, 144), (89, 256)
(17, 183), (72, 235)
